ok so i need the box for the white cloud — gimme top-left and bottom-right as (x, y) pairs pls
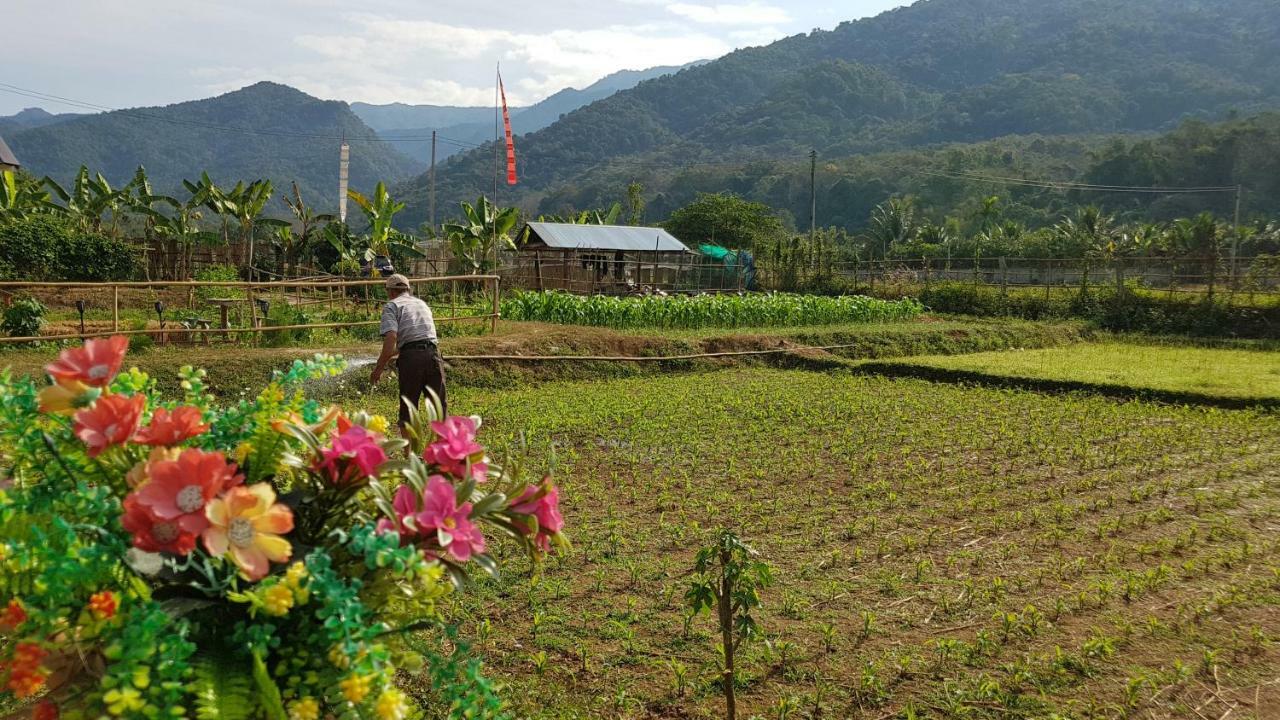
(273, 15), (730, 106)
(667, 2), (790, 25)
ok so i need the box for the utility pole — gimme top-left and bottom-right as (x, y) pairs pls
(809, 149), (817, 245)
(1231, 184), (1242, 284)
(428, 130), (437, 235)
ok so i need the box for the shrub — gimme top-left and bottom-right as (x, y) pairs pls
(2, 297), (45, 337)
(0, 216), (63, 279)
(55, 231), (139, 281)
(195, 265), (244, 301)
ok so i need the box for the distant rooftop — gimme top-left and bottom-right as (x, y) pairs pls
(0, 135), (18, 170)
(523, 222), (689, 253)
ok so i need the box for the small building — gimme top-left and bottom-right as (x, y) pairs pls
(0, 135), (19, 174)
(514, 222), (696, 293)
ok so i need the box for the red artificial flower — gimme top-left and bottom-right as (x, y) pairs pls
(6, 642), (47, 698)
(121, 495), (197, 555)
(87, 591), (117, 620)
(0, 599), (26, 630)
(73, 393), (146, 457)
(130, 449), (242, 537)
(133, 405), (209, 446)
(33, 700), (59, 720)
(45, 336), (129, 388)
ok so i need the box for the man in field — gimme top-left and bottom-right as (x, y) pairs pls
(370, 274), (447, 430)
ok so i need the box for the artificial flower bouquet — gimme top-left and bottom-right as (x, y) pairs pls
(0, 337), (566, 719)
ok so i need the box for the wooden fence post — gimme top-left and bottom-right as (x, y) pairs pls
(491, 277), (500, 334)
(112, 286), (119, 332)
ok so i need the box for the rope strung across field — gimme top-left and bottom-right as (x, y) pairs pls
(440, 342), (867, 362)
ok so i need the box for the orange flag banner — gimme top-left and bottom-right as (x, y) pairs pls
(499, 73), (517, 185)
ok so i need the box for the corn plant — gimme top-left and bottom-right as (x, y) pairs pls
(501, 290), (924, 329)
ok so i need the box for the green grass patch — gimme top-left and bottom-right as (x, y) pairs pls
(861, 342), (1280, 408)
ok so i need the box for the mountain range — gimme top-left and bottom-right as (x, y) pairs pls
(402, 0), (1280, 227)
(350, 62), (704, 165)
(1, 82), (416, 207)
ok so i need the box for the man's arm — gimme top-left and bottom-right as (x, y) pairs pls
(370, 331), (397, 385)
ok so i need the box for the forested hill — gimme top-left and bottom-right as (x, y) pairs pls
(404, 0), (1280, 226)
(6, 82), (418, 207)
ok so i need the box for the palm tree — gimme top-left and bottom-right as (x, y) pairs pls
(280, 183), (334, 277)
(222, 179), (286, 278)
(1168, 212), (1223, 295)
(441, 196), (520, 273)
(866, 197), (916, 259)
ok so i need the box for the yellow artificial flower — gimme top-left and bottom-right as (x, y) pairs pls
(104, 687), (145, 715)
(37, 379), (99, 415)
(125, 447), (182, 488)
(261, 584), (294, 617)
(285, 562), (310, 603)
(271, 405), (342, 436)
(329, 645), (351, 670)
(339, 673), (372, 704)
(288, 697), (320, 720)
(233, 442), (254, 466)
(367, 415), (390, 435)
(202, 483), (294, 582)
(374, 688), (408, 720)
(132, 666), (150, 689)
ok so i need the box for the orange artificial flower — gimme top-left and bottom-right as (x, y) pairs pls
(45, 336), (129, 388)
(203, 483), (294, 581)
(87, 591), (118, 620)
(73, 393), (145, 457)
(133, 405), (209, 446)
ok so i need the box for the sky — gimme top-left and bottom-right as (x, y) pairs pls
(1, 0), (910, 115)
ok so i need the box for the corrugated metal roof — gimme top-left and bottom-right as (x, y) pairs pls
(524, 222), (690, 252)
(0, 135), (18, 169)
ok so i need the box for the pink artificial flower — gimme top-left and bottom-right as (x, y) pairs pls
(423, 416), (487, 482)
(511, 481), (565, 552)
(130, 448), (243, 536)
(45, 335), (129, 388)
(73, 393), (145, 457)
(316, 425), (387, 486)
(376, 484), (420, 536)
(415, 475), (485, 562)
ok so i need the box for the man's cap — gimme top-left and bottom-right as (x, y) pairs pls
(385, 273), (411, 291)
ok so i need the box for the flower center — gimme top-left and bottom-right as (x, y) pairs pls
(175, 485), (205, 514)
(152, 522), (179, 544)
(88, 364), (110, 380)
(443, 517), (456, 530)
(228, 518), (255, 548)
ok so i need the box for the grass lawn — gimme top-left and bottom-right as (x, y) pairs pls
(358, 368), (1280, 719)
(861, 342), (1280, 405)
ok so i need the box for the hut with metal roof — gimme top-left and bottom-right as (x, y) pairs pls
(515, 222), (702, 293)
(0, 135), (19, 173)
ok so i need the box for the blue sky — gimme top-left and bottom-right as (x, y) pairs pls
(1, 1), (911, 115)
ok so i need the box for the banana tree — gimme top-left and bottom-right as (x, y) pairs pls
(441, 196), (520, 273)
(43, 166), (129, 235)
(280, 183), (334, 277)
(347, 182), (420, 274)
(0, 170), (59, 223)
